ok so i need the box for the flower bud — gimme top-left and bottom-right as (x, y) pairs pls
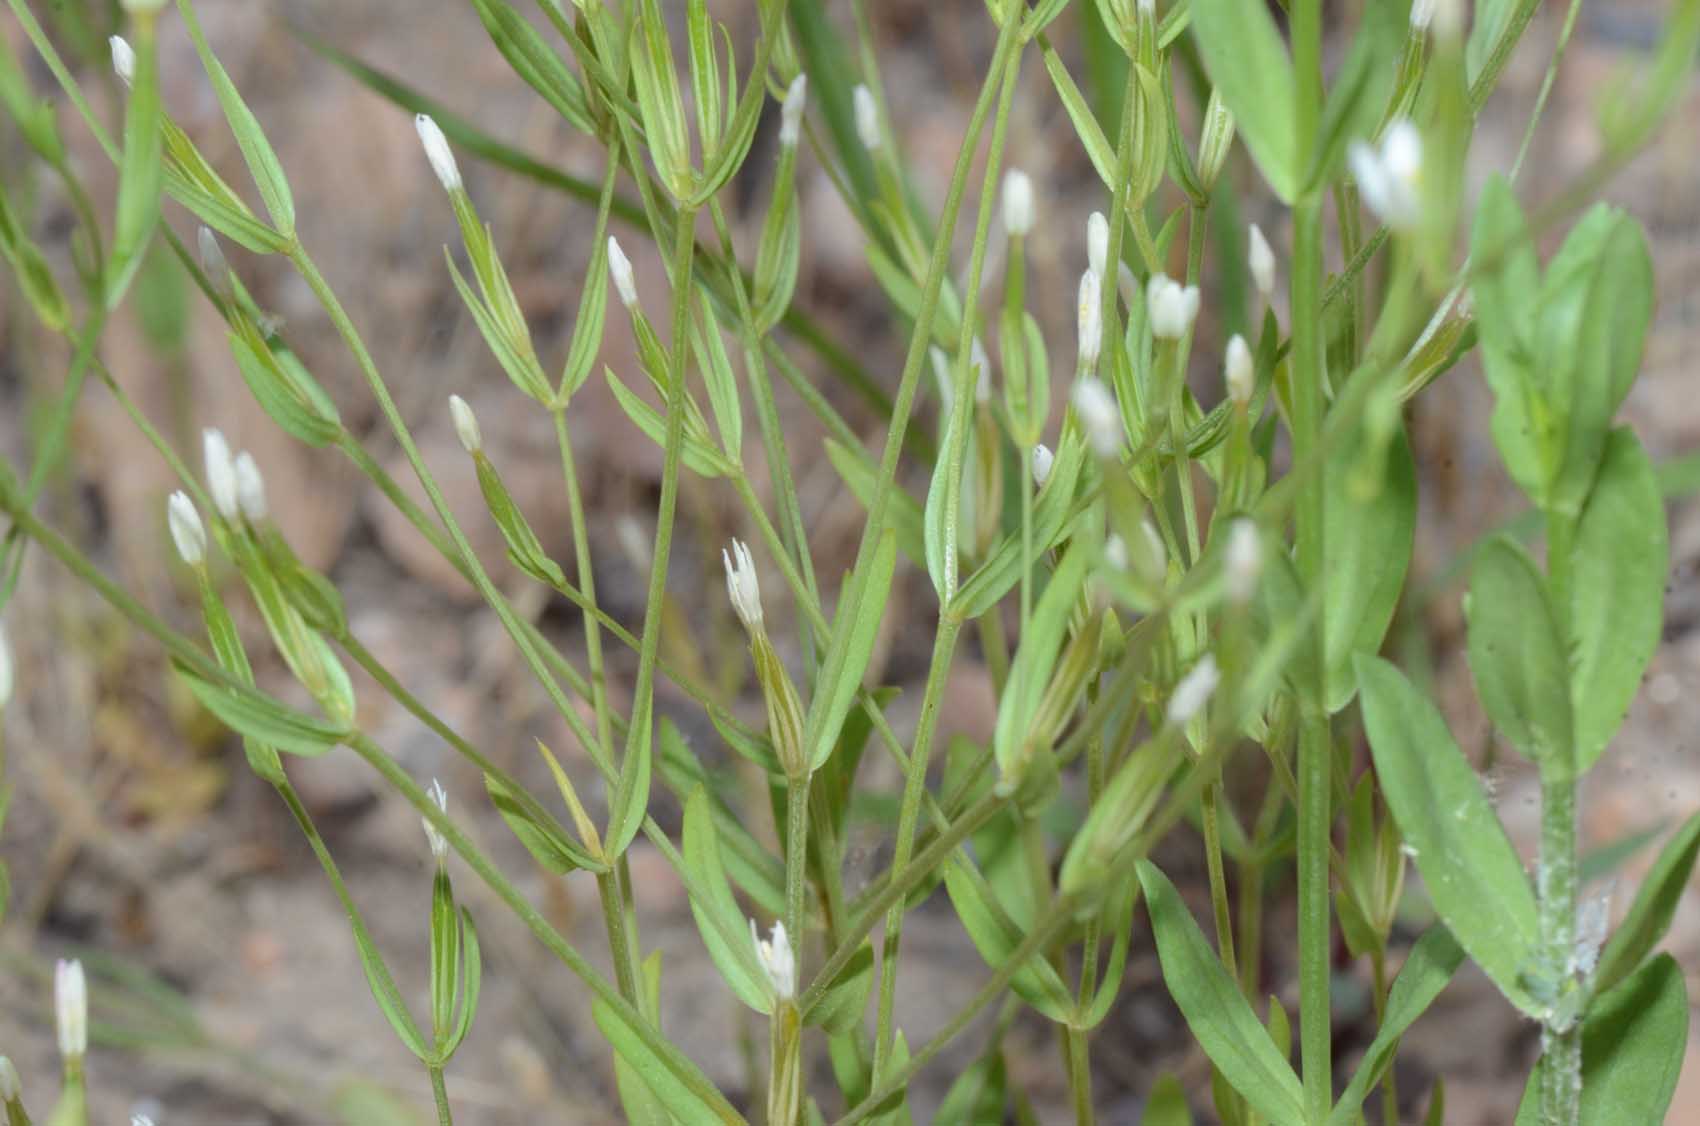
(1076, 269), (1102, 371)
(1071, 377), (1120, 458)
(414, 114), (462, 194)
(1166, 654), (1220, 726)
(449, 394), (483, 454)
(853, 84), (880, 152)
(234, 452), (267, 522)
(1225, 519), (1262, 603)
(971, 337), (991, 403)
(779, 74), (808, 147)
(1349, 120), (1422, 231)
(607, 236), (638, 310)
(422, 777), (449, 864)
(197, 226), (228, 285)
(1002, 169), (1034, 237)
(1225, 334), (1254, 406)
(1086, 211), (1109, 279)
(1104, 534), (1128, 571)
(723, 538), (764, 634)
(752, 918), (797, 1001)
(1031, 443), (1054, 488)
(0, 1056), (18, 1102)
(110, 35), (135, 87)
(1409, 0), (1435, 30)
(168, 491), (207, 565)
(1247, 223), (1276, 300)
(0, 623), (11, 710)
(1146, 273), (1200, 340)
(56, 958), (87, 1061)
(203, 428), (240, 521)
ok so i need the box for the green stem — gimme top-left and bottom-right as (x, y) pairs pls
(552, 410), (616, 763)
(428, 1064), (452, 1126)
(1200, 780), (1238, 979)
(785, 775), (811, 952)
(1539, 511), (1580, 1125)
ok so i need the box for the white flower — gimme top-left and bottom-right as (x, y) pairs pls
(203, 428), (239, 521)
(132, 1117), (156, 1126)
(1077, 269), (1103, 372)
(56, 958), (86, 1061)
(1031, 443), (1054, 488)
(1247, 223), (1276, 300)
(1349, 120), (1422, 231)
(234, 452), (267, 522)
(1146, 273), (1200, 340)
(853, 84), (880, 152)
(1167, 654), (1220, 726)
(607, 236), (638, 310)
(197, 227), (227, 283)
(110, 35), (135, 87)
(1002, 169), (1034, 237)
(779, 74), (808, 147)
(751, 918), (796, 1001)
(422, 777), (449, 864)
(168, 491), (207, 566)
(0, 1056), (18, 1102)
(1225, 334), (1254, 406)
(1225, 519), (1262, 603)
(449, 394), (483, 454)
(1071, 377), (1120, 458)
(414, 114), (462, 194)
(1104, 534), (1128, 571)
(722, 539), (763, 634)
(971, 337), (991, 403)
(0, 623), (11, 710)
(1086, 211), (1109, 278)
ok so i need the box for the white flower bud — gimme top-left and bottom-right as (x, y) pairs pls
(56, 958), (87, 1061)
(929, 346), (954, 418)
(1002, 169), (1034, 237)
(1139, 518), (1167, 579)
(1409, 0), (1436, 31)
(168, 492), (206, 565)
(121, 0), (167, 12)
(414, 114), (462, 194)
(1349, 120), (1422, 231)
(1247, 223), (1276, 300)
(1104, 534), (1128, 571)
(132, 1117), (156, 1126)
(1166, 654), (1220, 726)
(203, 428), (239, 521)
(1077, 269), (1103, 371)
(422, 777), (449, 864)
(110, 35), (135, 87)
(607, 236), (638, 310)
(0, 1056), (18, 1102)
(722, 539), (764, 634)
(1086, 211), (1109, 278)
(1146, 273), (1200, 340)
(234, 452), (267, 522)
(1138, 0), (1156, 15)
(853, 84), (880, 152)
(1116, 261), (1138, 309)
(1031, 443), (1054, 488)
(779, 74), (808, 147)
(1225, 334), (1254, 406)
(0, 623), (11, 710)
(449, 394), (483, 454)
(1071, 377), (1120, 458)
(751, 918), (797, 1001)
(1225, 519), (1262, 603)
(971, 337), (991, 403)
(197, 226), (227, 284)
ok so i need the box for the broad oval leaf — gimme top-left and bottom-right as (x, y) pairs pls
(1466, 538), (1573, 771)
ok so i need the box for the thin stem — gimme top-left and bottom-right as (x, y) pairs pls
(784, 776), (811, 952)
(1200, 781), (1238, 979)
(552, 411), (616, 762)
(428, 1065), (452, 1126)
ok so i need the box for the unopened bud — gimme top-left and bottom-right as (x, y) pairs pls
(779, 74), (808, 147)
(853, 84), (880, 152)
(0, 624), (12, 710)
(723, 538), (764, 634)
(1225, 334), (1254, 405)
(1104, 534), (1128, 571)
(1225, 519), (1262, 603)
(414, 114), (462, 194)
(233, 452), (267, 522)
(1409, 0), (1436, 30)
(1139, 518), (1167, 579)
(168, 492), (206, 565)
(1071, 377), (1120, 458)
(929, 346), (954, 417)
(0, 1057), (18, 1102)
(1002, 169), (1034, 237)
(56, 958), (87, 1061)
(1086, 211), (1109, 278)
(1116, 261), (1138, 309)
(1031, 443), (1054, 488)
(110, 35), (135, 87)
(422, 777), (449, 864)
(1247, 223), (1276, 300)
(607, 236), (638, 309)
(1077, 269), (1103, 371)
(1166, 654), (1220, 726)
(449, 394), (482, 454)
(971, 337), (991, 403)
(752, 918), (797, 1001)
(197, 226), (228, 285)
(203, 428), (240, 520)
(1349, 120), (1422, 231)
(1146, 273), (1200, 340)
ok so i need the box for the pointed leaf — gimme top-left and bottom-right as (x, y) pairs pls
(1466, 538), (1573, 770)
(1594, 811), (1700, 995)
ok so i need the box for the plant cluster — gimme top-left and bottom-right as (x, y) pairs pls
(0, 0), (1697, 1123)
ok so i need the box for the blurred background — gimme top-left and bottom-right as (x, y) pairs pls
(1, 0), (1698, 1121)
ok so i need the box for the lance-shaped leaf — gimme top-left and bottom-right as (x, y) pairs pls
(992, 536), (1092, 780)
(108, 19), (165, 307)
(175, 661), (347, 757)
(1593, 811), (1700, 995)
(1356, 655), (1543, 1017)
(681, 787), (772, 1013)
(604, 723), (652, 862)
(484, 772), (607, 874)
(804, 529), (896, 773)
(1187, 0), (1298, 201)
(1466, 538), (1573, 772)
(1138, 861), (1305, 1125)
(943, 853), (1075, 1023)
